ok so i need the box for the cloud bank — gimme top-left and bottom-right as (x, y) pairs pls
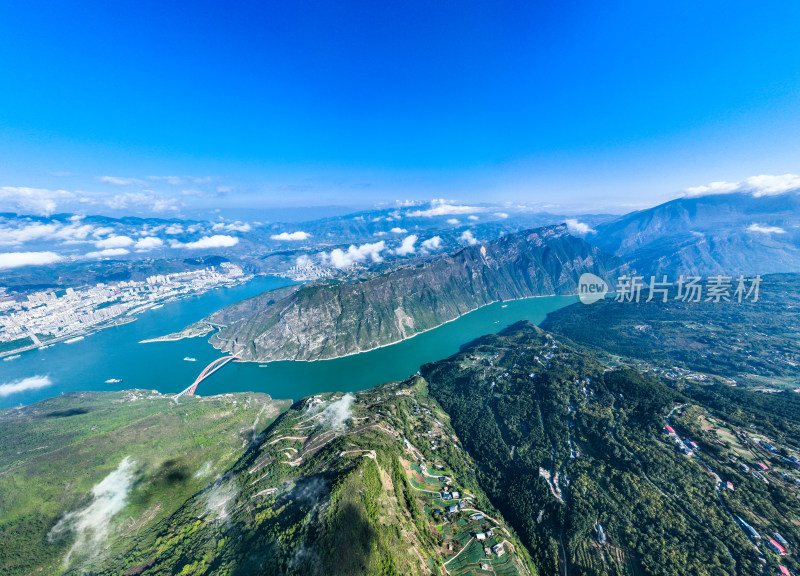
(395, 235), (417, 256)
(95, 235), (134, 249)
(0, 222), (93, 245)
(0, 375), (54, 397)
(202, 479), (239, 520)
(213, 221), (251, 233)
(459, 230), (478, 245)
(134, 236), (164, 250)
(85, 248), (129, 258)
(321, 394), (354, 428)
(747, 223), (786, 234)
(421, 236), (442, 251)
(48, 457), (136, 568)
(407, 199), (484, 218)
(173, 235), (239, 250)
(0, 251), (63, 269)
(326, 241), (386, 268)
(684, 174), (800, 198)
(271, 231), (310, 241)
(565, 219), (596, 235)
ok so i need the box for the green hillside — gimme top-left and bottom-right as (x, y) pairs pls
(422, 322), (800, 576)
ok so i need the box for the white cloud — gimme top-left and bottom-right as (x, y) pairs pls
(99, 190), (179, 214)
(148, 175), (185, 186)
(56, 224), (95, 243)
(181, 189), (214, 198)
(48, 457), (136, 567)
(134, 236), (164, 251)
(326, 241), (386, 268)
(468, 215), (479, 221)
(202, 480), (239, 520)
(565, 219), (596, 235)
(0, 222), (98, 245)
(97, 176), (146, 186)
(390, 227), (407, 234)
(395, 234), (418, 256)
(321, 394), (354, 428)
(459, 230), (478, 245)
(173, 235), (239, 250)
(446, 218), (460, 225)
(747, 223), (786, 234)
(684, 181), (740, 196)
(85, 248), (130, 258)
(164, 224), (183, 235)
(494, 212), (509, 219)
(407, 199), (484, 218)
(0, 251), (63, 269)
(94, 235), (134, 249)
(271, 231), (310, 241)
(296, 254), (311, 267)
(684, 174), (800, 198)
(0, 186), (75, 216)
(0, 375), (53, 397)
(92, 227), (114, 238)
(0, 223), (59, 245)
(421, 236), (442, 251)
(212, 221), (251, 233)
(0, 184), (181, 216)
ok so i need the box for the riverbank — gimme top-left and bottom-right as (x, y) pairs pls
(0, 316), (138, 359)
(211, 292), (565, 363)
(139, 322), (215, 343)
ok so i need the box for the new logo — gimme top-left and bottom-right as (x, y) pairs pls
(578, 273), (608, 305)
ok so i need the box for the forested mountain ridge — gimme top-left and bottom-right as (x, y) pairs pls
(422, 321), (800, 576)
(207, 225), (621, 361)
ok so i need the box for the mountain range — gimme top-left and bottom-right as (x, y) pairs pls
(5, 306), (800, 575)
(205, 225), (621, 362)
(589, 191), (800, 275)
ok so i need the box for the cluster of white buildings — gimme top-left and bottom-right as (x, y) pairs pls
(0, 263), (247, 345)
(283, 260), (336, 281)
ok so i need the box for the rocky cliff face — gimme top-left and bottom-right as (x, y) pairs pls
(208, 225), (620, 361)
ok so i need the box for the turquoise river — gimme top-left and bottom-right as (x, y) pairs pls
(0, 276), (578, 408)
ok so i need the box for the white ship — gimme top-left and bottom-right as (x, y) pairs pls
(183, 357), (197, 362)
(64, 336), (85, 344)
(105, 378), (122, 384)
(3, 354), (21, 361)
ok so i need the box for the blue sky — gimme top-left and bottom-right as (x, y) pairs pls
(1, 1), (799, 217)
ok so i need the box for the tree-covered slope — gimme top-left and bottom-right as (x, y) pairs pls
(422, 322), (800, 576)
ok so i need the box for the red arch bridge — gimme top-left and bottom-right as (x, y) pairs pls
(175, 355), (239, 400)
